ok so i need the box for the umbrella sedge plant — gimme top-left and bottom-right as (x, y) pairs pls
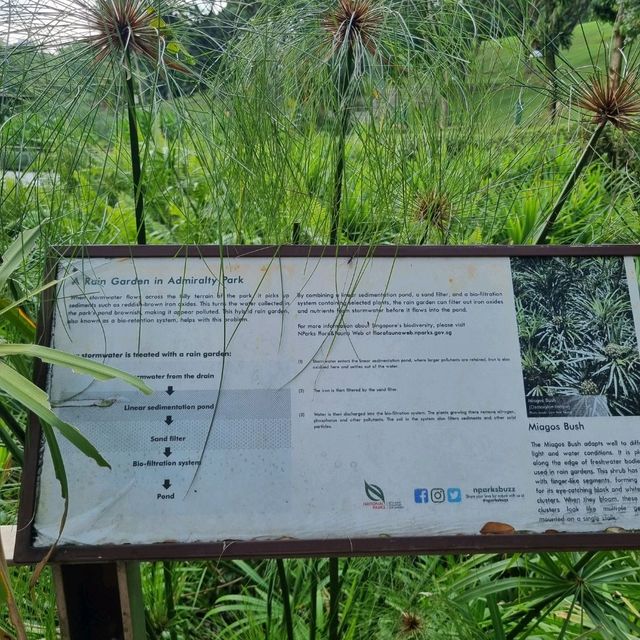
(522, 32), (640, 244)
(0, 0), (204, 246)
(322, 0), (387, 245)
(537, 71), (640, 243)
(220, 0), (501, 247)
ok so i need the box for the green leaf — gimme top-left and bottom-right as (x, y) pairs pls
(0, 296), (36, 341)
(0, 361), (109, 469)
(29, 420), (71, 590)
(39, 421), (69, 502)
(166, 40), (195, 65)
(487, 594), (506, 640)
(0, 423), (23, 465)
(453, 577), (546, 602)
(0, 344), (152, 395)
(0, 221), (45, 293)
(148, 12), (166, 30)
(0, 278), (59, 319)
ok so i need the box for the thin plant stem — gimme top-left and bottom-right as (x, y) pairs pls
(0, 534), (27, 640)
(0, 401), (25, 446)
(276, 559), (295, 640)
(162, 561), (177, 640)
(328, 557), (340, 640)
(544, 40), (558, 121)
(124, 58), (146, 246)
(330, 111), (349, 245)
(266, 569), (275, 639)
(292, 222), (301, 245)
(0, 423), (23, 464)
(536, 121), (607, 244)
(309, 559), (318, 640)
(330, 46), (355, 246)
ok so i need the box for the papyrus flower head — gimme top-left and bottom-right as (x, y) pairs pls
(576, 73), (640, 132)
(3, 0), (192, 73)
(399, 611), (422, 635)
(322, 0), (383, 56)
(88, 0), (189, 70)
(414, 190), (452, 232)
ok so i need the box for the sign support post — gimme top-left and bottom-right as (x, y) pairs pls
(52, 562), (145, 640)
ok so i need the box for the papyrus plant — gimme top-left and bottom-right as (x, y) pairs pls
(227, 0), (424, 245)
(1, 0), (194, 244)
(323, 0), (386, 244)
(536, 71), (640, 243)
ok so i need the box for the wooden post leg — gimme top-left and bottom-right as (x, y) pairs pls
(118, 562), (146, 639)
(53, 562), (145, 640)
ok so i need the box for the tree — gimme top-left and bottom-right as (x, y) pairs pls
(181, 0), (262, 75)
(592, 1), (640, 89)
(530, 0), (592, 119)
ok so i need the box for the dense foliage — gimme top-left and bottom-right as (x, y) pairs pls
(514, 257), (640, 415)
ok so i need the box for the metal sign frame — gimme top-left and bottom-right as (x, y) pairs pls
(14, 244), (640, 563)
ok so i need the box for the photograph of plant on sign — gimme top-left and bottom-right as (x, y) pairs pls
(512, 256), (640, 418)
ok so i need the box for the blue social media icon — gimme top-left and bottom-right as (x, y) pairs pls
(447, 488), (462, 503)
(414, 488), (429, 504)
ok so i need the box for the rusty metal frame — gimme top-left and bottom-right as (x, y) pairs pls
(15, 244), (640, 563)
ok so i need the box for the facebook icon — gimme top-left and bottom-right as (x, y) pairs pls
(414, 488), (429, 504)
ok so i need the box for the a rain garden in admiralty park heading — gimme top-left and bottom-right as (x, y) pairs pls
(5, 0), (640, 638)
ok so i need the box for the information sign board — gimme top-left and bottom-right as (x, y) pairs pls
(15, 246), (640, 562)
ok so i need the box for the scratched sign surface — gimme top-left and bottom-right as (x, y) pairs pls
(29, 251), (640, 547)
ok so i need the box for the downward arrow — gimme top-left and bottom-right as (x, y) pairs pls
(165, 415), (173, 425)
(163, 447), (172, 458)
(166, 386), (174, 396)
(162, 479), (171, 490)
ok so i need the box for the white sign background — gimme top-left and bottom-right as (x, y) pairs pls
(31, 252), (640, 547)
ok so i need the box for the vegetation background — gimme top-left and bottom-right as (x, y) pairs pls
(3, 0), (640, 638)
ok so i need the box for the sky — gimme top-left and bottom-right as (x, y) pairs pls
(1, 0), (229, 46)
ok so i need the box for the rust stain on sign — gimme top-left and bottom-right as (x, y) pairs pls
(480, 522), (515, 535)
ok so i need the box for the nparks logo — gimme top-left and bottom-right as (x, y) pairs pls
(363, 481), (404, 510)
(364, 481), (385, 507)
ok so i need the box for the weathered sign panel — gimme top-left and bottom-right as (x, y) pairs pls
(15, 246), (640, 561)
